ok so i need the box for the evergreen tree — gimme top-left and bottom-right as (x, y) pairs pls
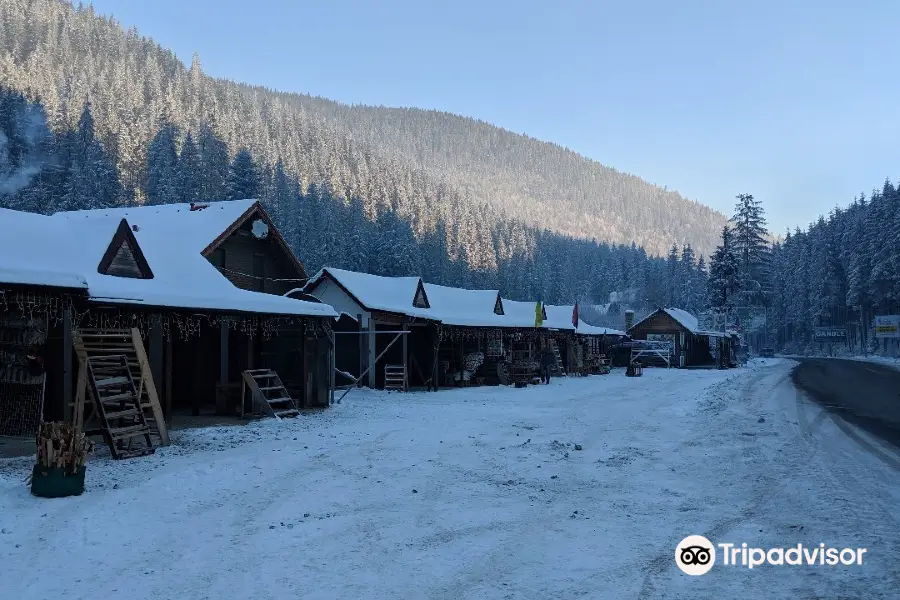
(197, 121), (229, 200)
(63, 100), (119, 211)
(226, 148), (260, 200)
(146, 123), (179, 205)
(731, 193), (770, 305)
(708, 226), (740, 310)
(176, 131), (201, 203)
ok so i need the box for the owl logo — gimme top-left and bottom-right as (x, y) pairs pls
(676, 535), (716, 575)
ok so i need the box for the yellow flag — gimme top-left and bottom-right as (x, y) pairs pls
(534, 302), (544, 327)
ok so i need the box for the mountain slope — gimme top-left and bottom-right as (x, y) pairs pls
(285, 99), (726, 254)
(0, 0), (726, 259)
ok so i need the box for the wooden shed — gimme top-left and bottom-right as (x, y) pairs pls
(303, 267), (438, 391)
(626, 307), (730, 368)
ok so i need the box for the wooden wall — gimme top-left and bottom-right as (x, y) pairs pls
(208, 216), (302, 296)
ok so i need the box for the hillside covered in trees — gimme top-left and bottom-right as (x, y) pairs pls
(0, 84), (714, 314)
(0, 0), (726, 261)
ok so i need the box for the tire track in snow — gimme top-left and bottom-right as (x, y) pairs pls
(636, 365), (793, 599)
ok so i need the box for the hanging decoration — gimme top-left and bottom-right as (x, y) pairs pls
(0, 287), (332, 342)
(441, 325), (548, 343)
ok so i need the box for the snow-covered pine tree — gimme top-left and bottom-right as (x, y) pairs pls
(197, 120), (229, 200)
(666, 244), (679, 307)
(145, 123), (179, 206)
(63, 100), (120, 211)
(708, 225), (740, 310)
(731, 193), (770, 306)
(226, 148), (261, 200)
(176, 131), (201, 203)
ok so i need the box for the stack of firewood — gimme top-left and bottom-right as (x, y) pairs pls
(35, 422), (93, 473)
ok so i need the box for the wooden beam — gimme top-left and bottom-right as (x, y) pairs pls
(132, 328), (170, 446)
(457, 338), (464, 387)
(367, 316), (376, 388)
(62, 308), (73, 423)
(217, 322), (229, 415)
(402, 322), (409, 391)
(149, 322), (163, 400)
(329, 329), (336, 405)
(430, 328), (441, 392)
(357, 313), (364, 387)
(165, 334), (173, 427)
(219, 323), (229, 383)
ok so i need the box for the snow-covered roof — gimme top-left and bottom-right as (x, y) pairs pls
(629, 307), (724, 337)
(56, 199), (257, 255)
(663, 308), (700, 333)
(501, 299), (546, 328)
(576, 322), (627, 337)
(0, 208), (89, 291)
(305, 267), (433, 320)
(0, 202), (334, 318)
(543, 304), (578, 331)
(422, 283), (506, 327)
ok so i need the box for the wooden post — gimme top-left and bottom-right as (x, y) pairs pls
(131, 327), (170, 446)
(164, 334), (173, 427)
(357, 313), (364, 386)
(367, 316), (376, 389)
(402, 322), (409, 391)
(457, 338), (464, 387)
(329, 329), (336, 404)
(219, 323), (229, 383)
(62, 308), (73, 423)
(217, 322), (229, 414)
(150, 322), (163, 401)
(431, 327), (441, 392)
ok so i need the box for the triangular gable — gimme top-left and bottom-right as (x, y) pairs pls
(493, 292), (504, 315)
(629, 308), (691, 334)
(413, 279), (430, 309)
(97, 219), (154, 279)
(201, 201), (308, 279)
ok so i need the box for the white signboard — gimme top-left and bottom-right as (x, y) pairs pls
(875, 315), (900, 339)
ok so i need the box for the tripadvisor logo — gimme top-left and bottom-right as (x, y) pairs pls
(675, 535), (867, 575)
(676, 535), (716, 575)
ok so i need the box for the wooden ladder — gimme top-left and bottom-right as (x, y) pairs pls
(549, 339), (566, 377)
(241, 369), (299, 419)
(73, 328), (169, 454)
(384, 364), (407, 391)
(84, 354), (155, 459)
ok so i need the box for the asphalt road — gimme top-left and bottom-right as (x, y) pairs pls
(792, 358), (900, 450)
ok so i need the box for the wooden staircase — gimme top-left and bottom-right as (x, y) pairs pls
(549, 339), (566, 377)
(241, 369), (299, 419)
(73, 328), (169, 458)
(83, 354), (155, 459)
(384, 364), (407, 391)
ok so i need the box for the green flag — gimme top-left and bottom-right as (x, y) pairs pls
(534, 301), (544, 327)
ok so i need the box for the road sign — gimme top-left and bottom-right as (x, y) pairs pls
(874, 315), (900, 339)
(813, 327), (847, 342)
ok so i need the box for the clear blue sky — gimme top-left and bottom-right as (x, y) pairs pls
(88, 0), (900, 233)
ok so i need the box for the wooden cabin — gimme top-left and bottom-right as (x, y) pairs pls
(0, 209), (93, 441)
(626, 307), (730, 368)
(423, 286), (550, 387)
(303, 268), (438, 391)
(0, 201), (338, 449)
(542, 303), (627, 374)
(53, 200), (338, 420)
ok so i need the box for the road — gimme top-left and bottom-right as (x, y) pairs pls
(792, 357), (900, 450)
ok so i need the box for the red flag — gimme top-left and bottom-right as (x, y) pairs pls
(572, 302), (579, 329)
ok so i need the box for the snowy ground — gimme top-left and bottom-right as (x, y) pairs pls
(2, 360), (898, 599)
